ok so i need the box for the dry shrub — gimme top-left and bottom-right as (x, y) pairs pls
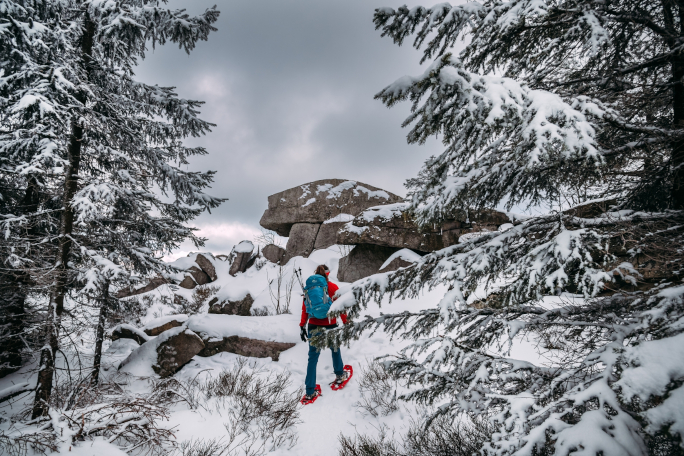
(203, 359), (300, 454)
(1, 377), (176, 456)
(355, 359), (398, 417)
(339, 414), (492, 456)
(166, 359), (300, 456)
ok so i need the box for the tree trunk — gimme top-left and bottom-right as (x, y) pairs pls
(672, 55), (684, 209)
(32, 14), (95, 419)
(0, 269), (27, 378)
(90, 280), (109, 386)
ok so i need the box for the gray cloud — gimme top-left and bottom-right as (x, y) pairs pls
(134, 0), (445, 256)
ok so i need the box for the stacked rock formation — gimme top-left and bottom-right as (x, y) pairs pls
(259, 179), (403, 263)
(259, 178), (511, 282)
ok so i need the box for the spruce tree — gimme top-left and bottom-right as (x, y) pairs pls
(328, 2), (684, 454)
(0, 0), (223, 417)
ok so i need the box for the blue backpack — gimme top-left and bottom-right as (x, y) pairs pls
(304, 274), (331, 319)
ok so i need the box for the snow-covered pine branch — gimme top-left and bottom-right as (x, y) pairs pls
(314, 2), (684, 454)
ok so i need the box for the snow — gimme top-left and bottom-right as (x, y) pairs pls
(185, 314), (301, 343)
(111, 323), (150, 342)
(323, 213), (355, 224)
(358, 202), (409, 222)
(234, 240), (254, 253)
(315, 180), (393, 200)
(302, 197), (317, 207)
(380, 248), (422, 270)
(118, 326), (192, 377)
(141, 314), (188, 332)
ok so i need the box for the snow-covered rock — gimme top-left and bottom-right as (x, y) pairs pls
(110, 324), (150, 345)
(259, 179), (403, 237)
(119, 326), (205, 378)
(142, 314), (189, 336)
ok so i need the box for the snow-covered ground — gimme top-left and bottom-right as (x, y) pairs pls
(0, 245), (452, 455)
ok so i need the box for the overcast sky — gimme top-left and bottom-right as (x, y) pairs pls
(135, 0), (447, 258)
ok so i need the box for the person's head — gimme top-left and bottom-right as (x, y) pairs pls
(314, 265), (330, 281)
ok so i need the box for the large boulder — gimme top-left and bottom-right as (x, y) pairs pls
(282, 223), (320, 263)
(195, 253), (218, 281)
(262, 244), (286, 264)
(154, 329), (205, 377)
(118, 327), (205, 378)
(142, 315), (189, 337)
(337, 244), (400, 283)
(259, 179), (403, 237)
(338, 204), (511, 252)
(208, 293), (254, 316)
(198, 336), (295, 361)
(229, 241), (255, 276)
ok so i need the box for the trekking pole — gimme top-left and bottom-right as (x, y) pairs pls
(294, 268), (306, 295)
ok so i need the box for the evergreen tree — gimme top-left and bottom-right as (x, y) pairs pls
(329, 2), (684, 455)
(0, 0), (223, 418)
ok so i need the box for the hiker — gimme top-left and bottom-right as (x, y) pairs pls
(299, 264), (350, 403)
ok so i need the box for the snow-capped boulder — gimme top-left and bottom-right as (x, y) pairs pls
(186, 314), (299, 361)
(338, 204), (511, 252)
(118, 326), (205, 378)
(282, 223), (320, 263)
(198, 336), (295, 361)
(195, 253), (218, 281)
(262, 243), (286, 264)
(259, 179), (403, 237)
(229, 241), (255, 276)
(208, 293), (254, 316)
(142, 314), (189, 336)
(110, 324), (150, 345)
(337, 244), (399, 282)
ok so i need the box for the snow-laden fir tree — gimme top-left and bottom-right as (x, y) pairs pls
(0, 0), (223, 418)
(325, 1), (684, 455)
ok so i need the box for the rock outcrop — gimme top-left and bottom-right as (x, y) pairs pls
(229, 241), (255, 276)
(208, 293), (254, 316)
(260, 179), (402, 237)
(262, 244), (286, 264)
(282, 223), (321, 264)
(337, 244), (400, 283)
(153, 329), (205, 377)
(197, 336), (295, 361)
(338, 204), (511, 252)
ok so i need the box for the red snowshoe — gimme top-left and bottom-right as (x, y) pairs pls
(330, 365), (353, 391)
(300, 384), (322, 405)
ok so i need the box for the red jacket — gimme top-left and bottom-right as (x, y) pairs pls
(299, 281), (348, 326)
